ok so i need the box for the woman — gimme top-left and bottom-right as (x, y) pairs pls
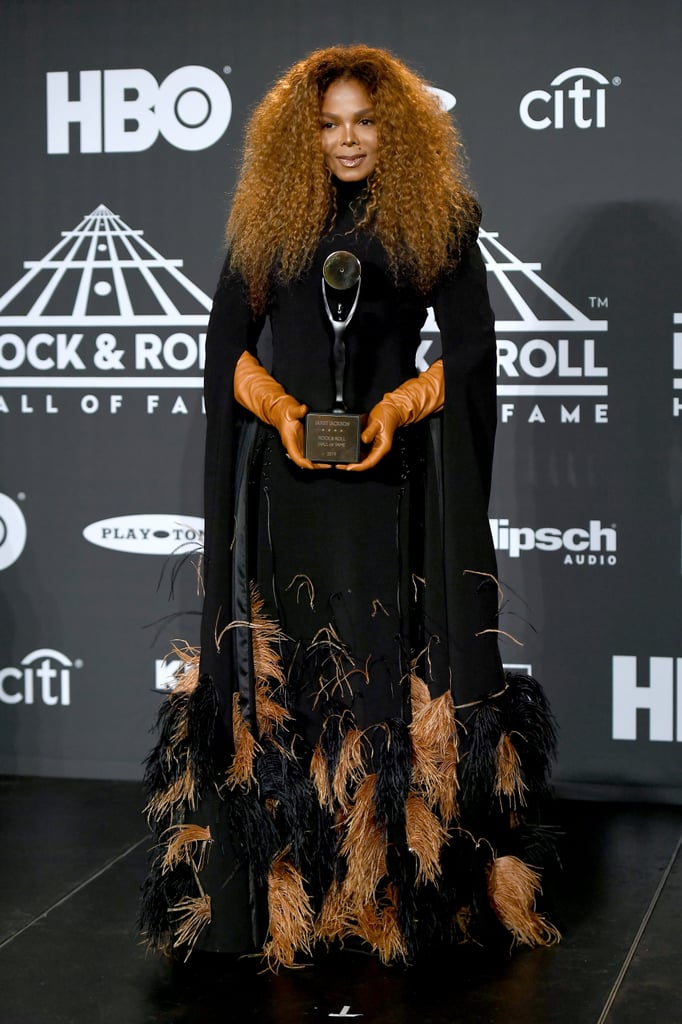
(141, 45), (559, 969)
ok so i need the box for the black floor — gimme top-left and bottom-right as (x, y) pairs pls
(0, 777), (680, 1024)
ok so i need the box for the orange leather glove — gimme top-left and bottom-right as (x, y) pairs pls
(234, 351), (328, 469)
(341, 359), (444, 472)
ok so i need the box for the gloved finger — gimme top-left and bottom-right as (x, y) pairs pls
(338, 435), (390, 472)
(281, 423), (316, 470)
(361, 419), (381, 444)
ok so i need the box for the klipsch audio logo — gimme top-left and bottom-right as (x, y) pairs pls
(612, 655), (681, 742)
(519, 67), (619, 130)
(0, 649), (80, 706)
(0, 205), (210, 415)
(46, 66), (232, 154)
(490, 518), (617, 566)
(673, 313), (681, 418)
(83, 514), (204, 555)
(0, 493), (27, 570)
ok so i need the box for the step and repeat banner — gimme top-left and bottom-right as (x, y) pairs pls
(1, 0), (680, 799)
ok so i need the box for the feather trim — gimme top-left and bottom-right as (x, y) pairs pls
(160, 824), (212, 874)
(167, 642), (200, 696)
(405, 793), (448, 886)
(225, 585), (289, 788)
(332, 727), (366, 810)
(354, 885), (407, 964)
(340, 774), (388, 905)
(409, 685), (459, 823)
(374, 719), (412, 828)
(250, 583), (287, 690)
(494, 732), (528, 808)
(487, 855), (561, 946)
(169, 893), (212, 958)
(310, 742), (333, 809)
(460, 698), (503, 810)
(143, 672), (219, 830)
(409, 672), (432, 714)
(139, 859), (194, 951)
(314, 878), (353, 944)
(226, 692), (260, 790)
(145, 769), (196, 823)
(262, 853), (315, 969)
(505, 673), (557, 797)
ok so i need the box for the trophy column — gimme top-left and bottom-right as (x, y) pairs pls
(305, 251), (362, 464)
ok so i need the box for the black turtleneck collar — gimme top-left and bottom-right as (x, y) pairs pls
(333, 176), (370, 211)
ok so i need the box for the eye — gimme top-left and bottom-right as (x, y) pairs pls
(320, 121), (336, 130)
(359, 117), (374, 126)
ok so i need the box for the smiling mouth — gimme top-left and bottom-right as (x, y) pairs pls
(337, 155), (365, 166)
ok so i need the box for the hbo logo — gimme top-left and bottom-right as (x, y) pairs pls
(46, 66), (231, 154)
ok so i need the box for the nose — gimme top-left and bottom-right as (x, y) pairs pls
(341, 123), (358, 146)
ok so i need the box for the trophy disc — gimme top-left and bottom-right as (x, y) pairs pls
(323, 251), (361, 290)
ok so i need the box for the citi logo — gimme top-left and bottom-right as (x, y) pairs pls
(490, 518), (617, 564)
(613, 656), (682, 742)
(0, 493), (27, 570)
(46, 66), (231, 154)
(519, 67), (617, 130)
(0, 649), (78, 706)
(82, 514), (204, 555)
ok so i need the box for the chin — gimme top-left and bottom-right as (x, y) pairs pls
(336, 170), (365, 182)
(334, 165), (371, 182)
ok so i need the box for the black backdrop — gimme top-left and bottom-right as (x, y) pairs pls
(1, 0), (680, 801)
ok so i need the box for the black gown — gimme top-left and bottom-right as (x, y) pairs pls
(141, 180), (559, 967)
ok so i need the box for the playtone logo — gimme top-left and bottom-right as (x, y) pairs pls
(0, 493), (27, 570)
(0, 649), (78, 706)
(613, 656), (682, 742)
(490, 518), (617, 565)
(46, 66), (231, 154)
(0, 205), (210, 416)
(83, 514), (204, 555)
(519, 67), (616, 130)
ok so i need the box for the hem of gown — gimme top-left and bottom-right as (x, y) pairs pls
(140, 598), (561, 970)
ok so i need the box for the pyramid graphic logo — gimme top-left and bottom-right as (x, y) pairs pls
(0, 205), (210, 327)
(423, 229), (609, 414)
(0, 205), (210, 404)
(477, 229), (607, 334)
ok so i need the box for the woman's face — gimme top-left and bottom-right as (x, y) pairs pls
(320, 77), (378, 182)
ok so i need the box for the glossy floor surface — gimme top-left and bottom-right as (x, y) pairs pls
(0, 776), (680, 1023)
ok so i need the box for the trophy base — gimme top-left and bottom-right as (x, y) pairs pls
(305, 412), (361, 464)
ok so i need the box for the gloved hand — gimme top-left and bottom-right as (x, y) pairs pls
(234, 351), (328, 470)
(340, 359), (444, 472)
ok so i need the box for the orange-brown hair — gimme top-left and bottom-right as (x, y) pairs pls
(227, 44), (479, 314)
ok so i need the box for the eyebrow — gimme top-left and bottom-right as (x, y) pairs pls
(319, 106), (375, 119)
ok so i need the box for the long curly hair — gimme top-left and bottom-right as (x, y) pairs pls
(227, 45), (479, 314)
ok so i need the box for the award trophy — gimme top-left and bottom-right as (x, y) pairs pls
(305, 251), (362, 464)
